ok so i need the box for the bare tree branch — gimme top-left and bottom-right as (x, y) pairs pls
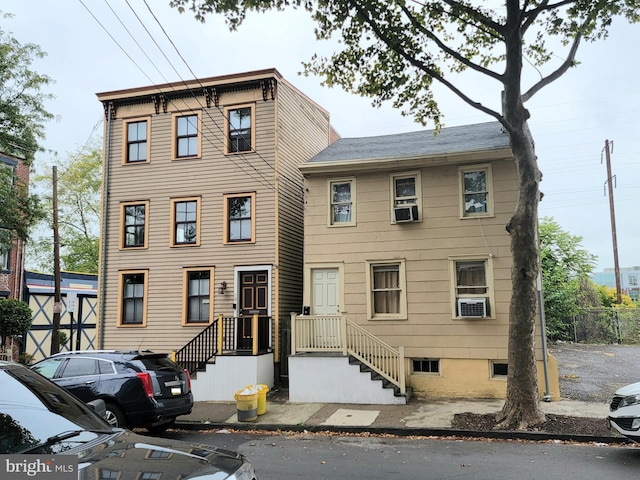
(522, 32), (581, 102)
(400, 4), (504, 81)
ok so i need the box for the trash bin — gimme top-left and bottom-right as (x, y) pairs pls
(255, 384), (269, 415)
(234, 386), (258, 422)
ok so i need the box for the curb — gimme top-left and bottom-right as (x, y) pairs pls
(173, 420), (630, 445)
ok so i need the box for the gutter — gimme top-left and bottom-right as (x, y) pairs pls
(97, 102), (112, 349)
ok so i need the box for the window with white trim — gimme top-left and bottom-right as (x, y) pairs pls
(0, 248), (9, 271)
(450, 256), (494, 318)
(329, 178), (355, 226)
(390, 172), (421, 223)
(412, 358), (440, 374)
(366, 259), (407, 320)
(459, 165), (493, 217)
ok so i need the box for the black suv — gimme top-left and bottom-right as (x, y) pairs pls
(31, 350), (193, 432)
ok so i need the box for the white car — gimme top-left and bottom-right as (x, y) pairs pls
(608, 382), (640, 441)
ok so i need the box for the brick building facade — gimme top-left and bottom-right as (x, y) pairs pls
(0, 153), (29, 300)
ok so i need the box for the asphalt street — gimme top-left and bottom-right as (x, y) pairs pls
(166, 430), (640, 480)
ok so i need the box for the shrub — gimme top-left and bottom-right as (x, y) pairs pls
(0, 299), (33, 345)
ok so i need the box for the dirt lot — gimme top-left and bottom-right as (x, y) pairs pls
(549, 342), (640, 403)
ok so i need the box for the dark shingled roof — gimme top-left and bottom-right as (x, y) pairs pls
(308, 121), (510, 163)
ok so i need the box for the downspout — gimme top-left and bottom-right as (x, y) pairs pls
(537, 273), (552, 402)
(97, 102), (112, 349)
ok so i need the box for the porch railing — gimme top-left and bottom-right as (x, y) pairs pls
(174, 317), (219, 375)
(175, 314), (272, 375)
(291, 313), (406, 394)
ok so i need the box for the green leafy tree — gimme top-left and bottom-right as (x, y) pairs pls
(30, 144), (102, 273)
(0, 298), (33, 347)
(171, 0), (640, 429)
(0, 167), (44, 249)
(597, 285), (635, 308)
(0, 15), (53, 249)
(539, 217), (597, 340)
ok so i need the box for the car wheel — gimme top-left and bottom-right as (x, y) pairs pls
(104, 402), (127, 428)
(147, 419), (175, 434)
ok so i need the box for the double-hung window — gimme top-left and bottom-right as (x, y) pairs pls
(173, 112), (201, 159)
(118, 270), (148, 326)
(183, 268), (213, 324)
(450, 256), (494, 318)
(124, 118), (150, 163)
(391, 172), (421, 223)
(366, 260), (407, 320)
(121, 201), (148, 249)
(171, 197), (201, 246)
(459, 165), (493, 217)
(224, 192), (255, 243)
(0, 248), (9, 272)
(329, 178), (355, 226)
(225, 105), (254, 153)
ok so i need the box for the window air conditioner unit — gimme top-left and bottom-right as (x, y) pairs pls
(394, 205), (419, 223)
(458, 298), (487, 318)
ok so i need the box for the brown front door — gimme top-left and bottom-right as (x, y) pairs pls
(238, 271), (269, 351)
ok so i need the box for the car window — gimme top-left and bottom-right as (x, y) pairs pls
(61, 358), (100, 377)
(138, 356), (178, 371)
(97, 359), (115, 374)
(31, 358), (65, 379)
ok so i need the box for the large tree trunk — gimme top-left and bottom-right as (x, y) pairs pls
(494, 0), (546, 430)
(495, 122), (546, 429)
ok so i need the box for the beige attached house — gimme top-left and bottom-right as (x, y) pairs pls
(290, 122), (560, 404)
(96, 69), (335, 401)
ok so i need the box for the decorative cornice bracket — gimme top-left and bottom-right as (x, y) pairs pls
(103, 101), (116, 119)
(261, 79), (276, 101)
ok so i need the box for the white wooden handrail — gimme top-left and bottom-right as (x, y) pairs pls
(291, 313), (405, 394)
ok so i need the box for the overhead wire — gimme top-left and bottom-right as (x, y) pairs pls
(122, 0), (282, 196)
(139, 0), (307, 199)
(81, 0), (289, 200)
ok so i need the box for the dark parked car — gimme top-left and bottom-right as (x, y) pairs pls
(0, 360), (258, 479)
(31, 350), (193, 432)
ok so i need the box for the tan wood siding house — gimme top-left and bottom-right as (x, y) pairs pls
(97, 69), (334, 399)
(291, 122), (560, 402)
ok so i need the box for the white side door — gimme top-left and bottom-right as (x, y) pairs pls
(311, 268), (340, 315)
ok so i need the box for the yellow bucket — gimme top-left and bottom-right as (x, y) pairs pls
(234, 387), (258, 422)
(255, 384), (269, 415)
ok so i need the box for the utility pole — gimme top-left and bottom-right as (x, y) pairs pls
(51, 165), (61, 355)
(603, 140), (622, 304)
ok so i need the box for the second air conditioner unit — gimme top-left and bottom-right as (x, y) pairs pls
(393, 205), (419, 223)
(457, 298), (487, 318)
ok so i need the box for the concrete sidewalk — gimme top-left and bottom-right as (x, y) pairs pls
(174, 389), (621, 443)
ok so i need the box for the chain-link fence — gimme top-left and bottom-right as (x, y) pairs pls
(569, 308), (640, 344)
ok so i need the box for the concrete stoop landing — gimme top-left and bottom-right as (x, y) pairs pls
(288, 354), (409, 405)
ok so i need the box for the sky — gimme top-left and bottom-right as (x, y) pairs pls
(2, 1), (639, 272)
